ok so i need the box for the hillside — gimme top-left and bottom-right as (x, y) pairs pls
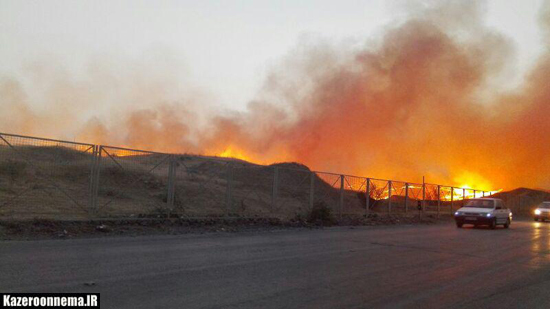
(2, 143), (532, 220)
(490, 188), (550, 215)
(0, 145), (367, 219)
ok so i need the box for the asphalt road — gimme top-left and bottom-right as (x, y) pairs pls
(2, 219), (550, 308)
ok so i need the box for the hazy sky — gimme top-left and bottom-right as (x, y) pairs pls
(0, 0), (546, 110)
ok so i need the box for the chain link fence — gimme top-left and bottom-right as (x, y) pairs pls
(94, 146), (172, 218)
(230, 163), (274, 216)
(173, 155), (231, 217)
(342, 176), (368, 216)
(0, 133), (95, 219)
(0, 132), (494, 220)
(274, 166), (312, 216)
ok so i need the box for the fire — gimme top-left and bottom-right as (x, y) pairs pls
(453, 172), (494, 193)
(218, 147), (254, 162)
(440, 186), (502, 201)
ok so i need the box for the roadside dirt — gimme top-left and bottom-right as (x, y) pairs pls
(0, 214), (448, 240)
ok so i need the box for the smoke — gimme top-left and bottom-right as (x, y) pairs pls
(0, 55), (210, 151)
(1, 0), (550, 190)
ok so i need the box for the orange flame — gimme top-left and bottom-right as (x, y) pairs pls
(218, 146), (254, 162)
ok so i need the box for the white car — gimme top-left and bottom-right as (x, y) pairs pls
(534, 202), (550, 221)
(454, 198), (512, 229)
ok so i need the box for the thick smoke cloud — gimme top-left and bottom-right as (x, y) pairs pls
(1, 0), (549, 190)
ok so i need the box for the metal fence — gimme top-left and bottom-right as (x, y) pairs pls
(0, 132), (494, 220)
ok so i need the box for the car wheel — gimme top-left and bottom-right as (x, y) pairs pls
(456, 222), (463, 228)
(504, 219), (510, 229)
(489, 218), (496, 229)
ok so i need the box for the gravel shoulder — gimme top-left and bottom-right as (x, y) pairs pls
(0, 213), (448, 240)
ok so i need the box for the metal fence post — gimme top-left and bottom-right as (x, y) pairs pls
(88, 145), (98, 217)
(405, 183), (409, 213)
(309, 172), (315, 210)
(272, 167), (279, 213)
(166, 155), (176, 210)
(388, 180), (392, 214)
(437, 185), (441, 218)
(226, 163), (233, 216)
(339, 175), (344, 220)
(422, 181), (426, 214)
(473, 189), (476, 198)
(463, 188), (466, 207)
(365, 178), (370, 216)
(91, 146), (102, 216)
(450, 187), (454, 215)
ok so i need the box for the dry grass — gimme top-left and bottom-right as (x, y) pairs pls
(0, 145), (355, 219)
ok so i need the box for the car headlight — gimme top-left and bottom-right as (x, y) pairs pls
(486, 213), (491, 217)
(535, 209), (541, 215)
(454, 211), (461, 216)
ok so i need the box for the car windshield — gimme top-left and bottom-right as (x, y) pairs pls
(464, 200), (494, 209)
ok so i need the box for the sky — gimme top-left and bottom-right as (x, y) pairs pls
(0, 0), (546, 111)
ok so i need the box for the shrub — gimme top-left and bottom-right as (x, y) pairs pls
(0, 160), (27, 180)
(308, 201), (336, 225)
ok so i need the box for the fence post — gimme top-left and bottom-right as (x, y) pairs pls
(88, 145), (97, 216)
(226, 163), (233, 216)
(450, 187), (454, 215)
(167, 155), (176, 211)
(339, 175), (344, 220)
(388, 180), (392, 214)
(309, 172), (315, 210)
(88, 145), (97, 217)
(437, 185), (441, 218)
(422, 181), (426, 214)
(473, 189), (476, 198)
(91, 146), (102, 216)
(463, 188), (466, 207)
(365, 178), (370, 216)
(272, 167), (279, 213)
(405, 183), (409, 213)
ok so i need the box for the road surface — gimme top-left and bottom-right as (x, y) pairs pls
(2, 220), (550, 308)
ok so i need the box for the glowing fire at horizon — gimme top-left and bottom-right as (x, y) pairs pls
(217, 147), (255, 162)
(214, 145), (501, 193)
